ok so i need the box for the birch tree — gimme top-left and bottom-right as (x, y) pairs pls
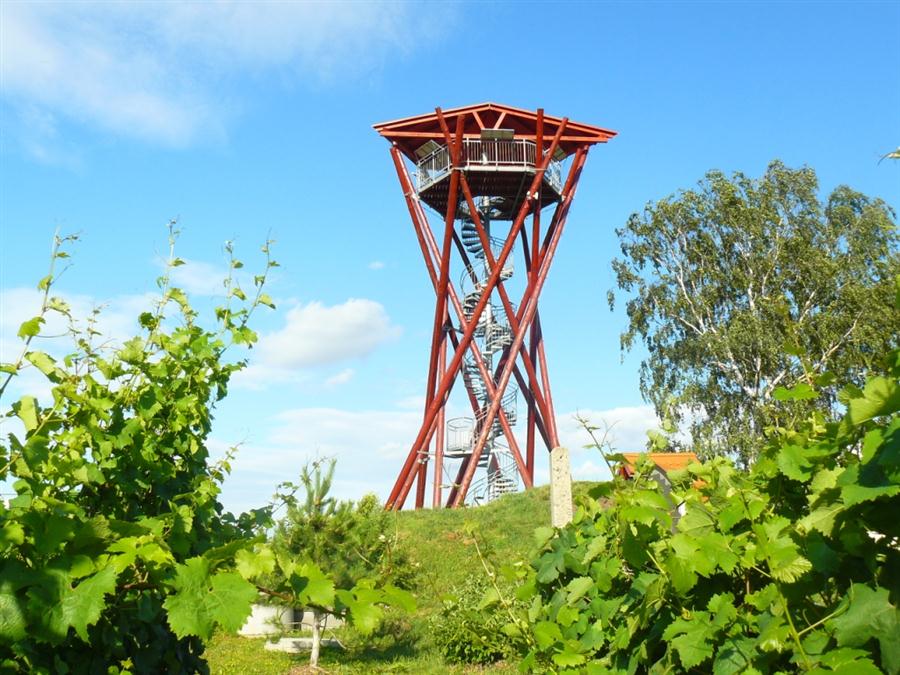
(610, 160), (898, 463)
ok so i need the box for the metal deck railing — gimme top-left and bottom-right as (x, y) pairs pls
(416, 139), (563, 195)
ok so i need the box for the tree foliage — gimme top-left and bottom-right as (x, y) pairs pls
(263, 458), (414, 666)
(273, 459), (412, 592)
(509, 331), (900, 673)
(610, 161), (898, 462)
(0, 229), (278, 673)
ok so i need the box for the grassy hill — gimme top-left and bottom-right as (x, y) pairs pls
(207, 483), (599, 674)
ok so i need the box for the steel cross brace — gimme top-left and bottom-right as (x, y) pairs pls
(386, 147), (532, 505)
(432, 113), (559, 450)
(385, 118), (570, 509)
(448, 223), (554, 452)
(450, 147), (589, 506)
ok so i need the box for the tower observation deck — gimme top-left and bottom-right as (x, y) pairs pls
(374, 103), (616, 509)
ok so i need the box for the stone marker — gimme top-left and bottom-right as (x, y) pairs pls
(549, 446), (573, 527)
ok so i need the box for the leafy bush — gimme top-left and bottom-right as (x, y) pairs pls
(430, 573), (525, 665)
(0, 231), (277, 673)
(337, 608), (417, 659)
(514, 340), (899, 673)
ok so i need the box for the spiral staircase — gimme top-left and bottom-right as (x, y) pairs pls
(443, 201), (520, 504)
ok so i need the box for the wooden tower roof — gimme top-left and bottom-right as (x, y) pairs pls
(373, 102), (617, 161)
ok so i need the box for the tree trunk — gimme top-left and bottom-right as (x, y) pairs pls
(309, 609), (322, 668)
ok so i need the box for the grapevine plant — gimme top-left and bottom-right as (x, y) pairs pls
(0, 230), (411, 673)
(512, 337), (899, 671)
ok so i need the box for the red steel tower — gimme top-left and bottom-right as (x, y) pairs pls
(374, 103), (615, 510)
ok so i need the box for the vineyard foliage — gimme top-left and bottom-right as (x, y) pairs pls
(510, 335), (900, 672)
(0, 232), (410, 673)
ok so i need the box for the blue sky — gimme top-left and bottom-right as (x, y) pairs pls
(1, 1), (898, 513)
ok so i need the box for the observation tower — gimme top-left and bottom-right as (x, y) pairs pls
(374, 103), (615, 509)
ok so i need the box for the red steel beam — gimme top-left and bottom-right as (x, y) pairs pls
(451, 147), (589, 506)
(457, 174), (556, 431)
(384, 149), (535, 509)
(433, 340), (446, 508)
(388, 119), (570, 509)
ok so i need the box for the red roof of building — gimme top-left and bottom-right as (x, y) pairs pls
(373, 102), (617, 161)
(619, 452), (700, 478)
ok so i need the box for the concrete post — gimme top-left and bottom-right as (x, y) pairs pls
(549, 446), (573, 527)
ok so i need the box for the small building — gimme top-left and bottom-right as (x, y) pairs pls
(618, 452), (701, 528)
(618, 452), (700, 482)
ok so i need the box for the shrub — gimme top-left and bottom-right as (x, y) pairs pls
(515, 338), (900, 673)
(430, 573), (524, 665)
(0, 231), (277, 673)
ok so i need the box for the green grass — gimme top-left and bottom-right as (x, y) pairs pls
(206, 483), (599, 674)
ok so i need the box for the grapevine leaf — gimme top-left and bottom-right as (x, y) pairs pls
(861, 428), (884, 465)
(707, 593), (737, 629)
(669, 625), (714, 669)
(713, 636), (757, 675)
(0, 583), (27, 642)
(164, 558), (213, 638)
(0, 522), (25, 549)
(536, 544), (566, 584)
(756, 613), (790, 652)
(347, 600), (382, 635)
(235, 546), (276, 580)
(566, 577), (594, 604)
(798, 503), (845, 536)
(777, 444), (814, 481)
(533, 526), (555, 547)
(552, 648), (586, 667)
(534, 620), (563, 649)
(289, 563), (335, 608)
(847, 376), (900, 425)
(667, 554), (698, 593)
(816, 647), (883, 673)
(768, 550), (812, 582)
(841, 483), (900, 506)
(164, 558), (256, 639)
(13, 396), (39, 432)
(831, 583), (900, 672)
(556, 605), (579, 627)
(478, 587), (500, 610)
(63, 566), (117, 641)
(24, 351), (63, 381)
(17, 316), (43, 338)
(205, 572), (257, 633)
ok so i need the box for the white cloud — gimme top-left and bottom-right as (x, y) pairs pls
(269, 407), (420, 462)
(0, 2), (455, 149)
(368, 261), (385, 271)
(258, 298), (401, 369)
(395, 394), (426, 410)
(324, 368), (354, 388)
(168, 259), (230, 297)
